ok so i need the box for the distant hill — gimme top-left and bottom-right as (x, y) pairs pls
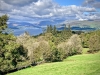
(57, 20), (100, 31)
(8, 20), (100, 36)
(65, 20), (100, 29)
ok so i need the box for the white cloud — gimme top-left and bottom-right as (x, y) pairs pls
(0, 0), (99, 23)
(93, 2), (100, 8)
(0, 0), (13, 11)
(3, 0), (38, 6)
(12, 24), (18, 26)
(79, 18), (88, 21)
(83, 0), (100, 8)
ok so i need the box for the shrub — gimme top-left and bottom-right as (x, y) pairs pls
(43, 41), (62, 62)
(0, 34), (27, 73)
(51, 47), (62, 62)
(88, 34), (100, 53)
(66, 34), (82, 55)
(57, 42), (68, 59)
(58, 34), (82, 58)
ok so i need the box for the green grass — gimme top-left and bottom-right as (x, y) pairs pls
(82, 48), (89, 54)
(7, 51), (100, 75)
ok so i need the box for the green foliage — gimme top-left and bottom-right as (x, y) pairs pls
(51, 47), (62, 62)
(46, 25), (53, 33)
(49, 41), (62, 62)
(88, 34), (100, 53)
(0, 33), (27, 73)
(80, 33), (90, 48)
(43, 49), (52, 62)
(43, 47), (62, 62)
(67, 34), (82, 55)
(0, 14), (8, 31)
(44, 25), (72, 45)
(60, 25), (72, 41)
(46, 25), (57, 36)
(52, 25), (57, 35)
(43, 41), (62, 62)
(0, 15), (27, 73)
(32, 41), (51, 63)
(58, 34), (82, 58)
(80, 30), (100, 53)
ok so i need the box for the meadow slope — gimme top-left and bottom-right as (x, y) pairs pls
(7, 51), (100, 75)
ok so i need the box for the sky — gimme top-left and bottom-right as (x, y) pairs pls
(0, 0), (100, 35)
(54, 0), (84, 6)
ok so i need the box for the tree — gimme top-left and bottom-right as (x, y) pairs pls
(0, 33), (27, 73)
(52, 25), (57, 35)
(46, 25), (53, 33)
(80, 33), (90, 48)
(88, 34), (100, 53)
(0, 15), (27, 73)
(67, 24), (72, 37)
(58, 34), (82, 57)
(57, 42), (68, 58)
(67, 34), (82, 55)
(0, 14), (8, 32)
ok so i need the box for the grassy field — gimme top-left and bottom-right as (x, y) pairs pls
(82, 48), (89, 54)
(7, 50), (100, 75)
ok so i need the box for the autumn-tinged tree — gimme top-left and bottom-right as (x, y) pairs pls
(58, 34), (82, 58)
(88, 34), (100, 53)
(66, 34), (82, 55)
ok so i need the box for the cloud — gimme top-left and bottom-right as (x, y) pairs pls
(82, 0), (94, 6)
(83, 0), (95, 4)
(93, 2), (100, 8)
(3, 0), (38, 6)
(0, 0), (13, 11)
(83, 0), (100, 8)
(14, 2), (95, 20)
(0, 0), (99, 23)
(12, 24), (18, 26)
